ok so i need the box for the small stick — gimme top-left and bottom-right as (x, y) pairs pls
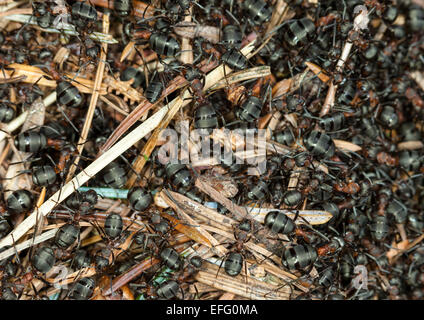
(209, 66), (271, 91)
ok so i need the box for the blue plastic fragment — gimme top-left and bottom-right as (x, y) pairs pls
(78, 187), (129, 199)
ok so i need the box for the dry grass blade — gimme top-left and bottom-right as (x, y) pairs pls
(0, 74), (26, 84)
(120, 41), (136, 62)
(66, 13), (110, 182)
(125, 96), (185, 188)
(209, 66), (271, 91)
(103, 75), (144, 103)
(0, 228), (58, 261)
(0, 8), (32, 17)
(101, 257), (158, 296)
(99, 95), (129, 116)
